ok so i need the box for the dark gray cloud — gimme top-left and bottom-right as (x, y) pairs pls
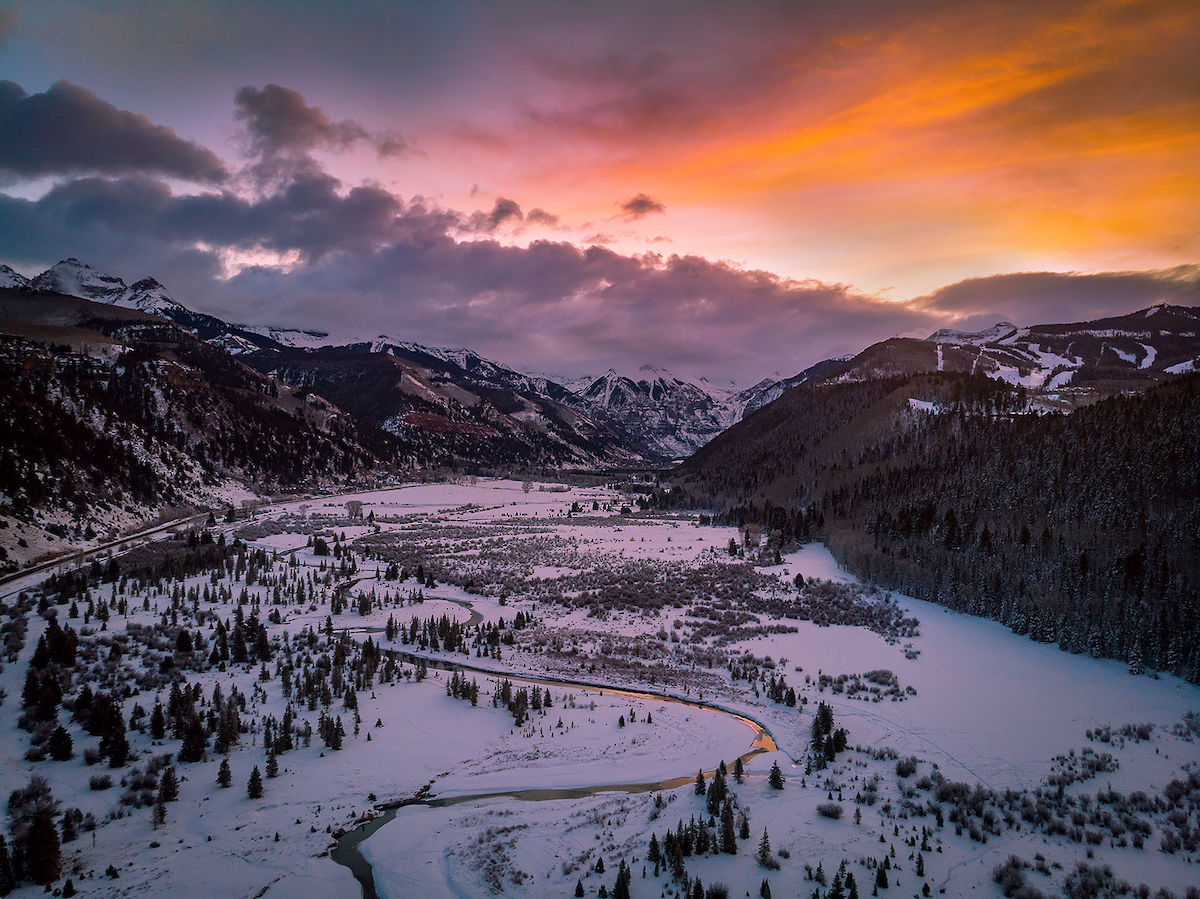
(914, 267), (1200, 330)
(465, 197), (524, 233)
(0, 81), (227, 182)
(234, 84), (408, 183)
(526, 207), (560, 227)
(618, 193), (665, 220)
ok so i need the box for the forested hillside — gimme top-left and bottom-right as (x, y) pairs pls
(248, 344), (628, 467)
(674, 373), (1200, 682)
(0, 289), (407, 568)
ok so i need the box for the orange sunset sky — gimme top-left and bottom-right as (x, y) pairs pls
(1, 0), (1197, 379)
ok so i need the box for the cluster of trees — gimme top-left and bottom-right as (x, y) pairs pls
(809, 702), (849, 770)
(446, 671), (480, 706)
(20, 619), (78, 745)
(2, 776), (66, 889)
(647, 759), (755, 892)
(490, 678), (552, 727)
(388, 612), (470, 653)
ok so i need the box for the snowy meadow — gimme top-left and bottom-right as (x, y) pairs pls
(0, 479), (1196, 899)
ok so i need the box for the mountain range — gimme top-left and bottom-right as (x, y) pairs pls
(2, 260), (769, 461)
(7, 260), (1199, 466)
(2, 256), (1200, 572)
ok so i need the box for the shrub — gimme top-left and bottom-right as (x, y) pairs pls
(88, 774), (112, 791)
(816, 802), (843, 820)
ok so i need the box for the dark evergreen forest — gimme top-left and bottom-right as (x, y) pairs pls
(674, 373), (1200, 682)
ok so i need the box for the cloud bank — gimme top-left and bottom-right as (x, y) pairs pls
(0, 81), (227, 183)
(0, 79), (1195, 383)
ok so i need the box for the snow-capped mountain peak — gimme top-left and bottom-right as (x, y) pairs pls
(0, 264), (31, 290)
(31, 258), (127, 302)
(27, 260), (190, 318)
(120, 277), (185, 315)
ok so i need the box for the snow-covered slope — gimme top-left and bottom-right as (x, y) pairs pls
(803, 305), (1200, 397)
(239, 324), (333, 349)
(926, 321), (1017, 345)
(117, 277), (187, 315)
(920, 308), (1200, 383)
(569, 366), (743, 459)
(31, 257), (127, 302)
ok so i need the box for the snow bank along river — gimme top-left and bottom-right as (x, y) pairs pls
(331, 651), (778, 899)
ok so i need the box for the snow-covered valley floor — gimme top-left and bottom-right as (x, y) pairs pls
(0, 479), (1196, 898)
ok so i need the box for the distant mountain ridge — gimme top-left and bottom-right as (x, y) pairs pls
(812, 305), (1200, 402)
(4, 259), (646, 464)
(566, 361), (848, 458)
(4, 258), (813, 458)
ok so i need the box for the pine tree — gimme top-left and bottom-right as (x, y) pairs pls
(1128, 640), (1145, 676)
(247, 765), (264, 799)
(25, 807), (61, 885)
(47, 725), (73, 761)
(150, 701), (166, 739)
(266, 749), (279, 778)
(0, 835), (14, 897)
(695, 768), (706, 795)
(721, 801), (737, 854)
(102, 711), (129, 768)
(613, 858), (631, 899)
(768, 760), (784, 789)
(759, 878), (772, 899)
(756, 828), (773, 867)
(734, 756), (745, 783)
(217, 758), (232, 788)
(160, 766), (179, 801)
(575, 880), (584, 897)
(178, 712), (207, 763)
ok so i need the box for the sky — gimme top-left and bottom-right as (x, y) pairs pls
(0, 0), (1197, 383)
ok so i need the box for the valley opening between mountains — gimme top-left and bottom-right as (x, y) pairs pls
(1, 259), (1198, 899)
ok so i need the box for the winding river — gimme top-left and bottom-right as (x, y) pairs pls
(329, 641), (779, 899)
